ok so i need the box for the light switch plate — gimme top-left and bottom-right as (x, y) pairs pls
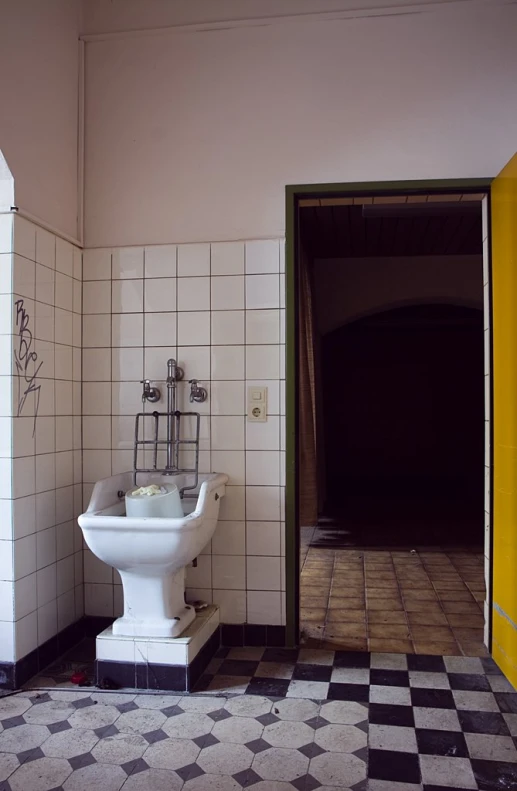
(248, 386), (267, 422)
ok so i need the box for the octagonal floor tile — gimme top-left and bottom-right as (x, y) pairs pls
(162, 712), (214, 739)
(92, 732), (148, 764)
(41, 727), (98, 758)
(68, 704), (120, 730)
(319, 700), (368, 725)
(309, 752), (367, 787)
(116, 708), (166, 735)
(314, 724), (367, 753)
(63, 762), (127, 791)
(212, 716), (263, 745)
(263, 720), (315, 749)
(8, 756), (72, 791)
(144, 736), (200, 770)
(197, 742), (254, 775)
(23, 700), (75, 725)
(224, 696), (273, 718)
(0, 723), (50, 753)
(252, 747), (309, 782)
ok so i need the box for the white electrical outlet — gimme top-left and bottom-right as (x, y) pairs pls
(248, 386), (268, 422)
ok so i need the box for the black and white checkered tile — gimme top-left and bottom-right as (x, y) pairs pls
(0, 648), (516, 790)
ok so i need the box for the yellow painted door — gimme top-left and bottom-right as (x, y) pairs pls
(491, 152), (517, 686)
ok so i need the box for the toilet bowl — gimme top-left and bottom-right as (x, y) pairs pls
(78, 470), (228, 638)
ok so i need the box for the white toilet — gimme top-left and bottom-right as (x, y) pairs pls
(78, 470), (228, 639)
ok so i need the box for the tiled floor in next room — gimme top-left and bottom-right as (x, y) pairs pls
(300, 547), (486, 656)
(2, 646), (517, 790)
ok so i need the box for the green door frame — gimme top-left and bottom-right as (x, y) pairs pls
(284, 177), (493, 648)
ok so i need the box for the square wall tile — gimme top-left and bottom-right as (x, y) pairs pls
(145, 312), (177, 347)
(35, 416), (55, 455)
(212, 555), (245, 590)
(212, 521), (246, 555)
(211, 416), (245, 450)
(246, 417), (281, 450)
(54, 308), (73, 346)
(85, 583), (114, 616)
(15, 572), (37, 619)
(15, 610), (38, 658)
(112, 347), (143, 381)
(83, 382), (112, 415)
(35, 262), (55, 306)
(246, 240), (280, 274)
(246, 274), (280, 309)
(211, 381), (245, 415)
(211, 242), (244, 276)
(246, 486), (281, 521)
(112, 381), (141, 415)
(177, 277), (210, 312)
(177, 346), (210, 380)
(211, 346), (245, 380)
(112, 247), (144, 279)
(36, 566), (57, 607)
(145, 278), (177, 313)
(247, 556), (281, 591)
(83, 348), (111, 381)
(55, 239), (74, 277)
(38, 600), (58, 644)
(112, 279), (143, 313)
(55, 272), (73, 311)
(246, 345), (280, 380)
(178, 311), (210, 346)
(112, 313), (143, 347)
(246, 521), (281, 556)
(14, 534), (37, 580)
(12, 495), (35, 540)
(145, 245), (176, 278)
(144, 346), (177, 381)
(211, 311), (245, 345)
(83, 314), (111, 347)
(83, 281), (110, 314)
(246, 451), (280, 485)
(219, 486), (245, 521)
(211, 276), (245, 311)
(83, 249), (111, 280)
(83, 450), (112, 483)
(186, 554), (211, 588)
(246, 309), (280, 344)
(0, 541), (14, 581)
(83, 416), (112, 449)
(13, 254), (35, 299)
(12, 456), (35, 498)
(13, 217), (36, 261)
(178, 243), (210, 277)
(212, 589), (246, 623)
(211, 450), (245, 485)
(247, 590), (282, 625)
(0, 215), (12, 254)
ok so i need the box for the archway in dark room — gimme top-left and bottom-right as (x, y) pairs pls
(320, 303), (484, 548)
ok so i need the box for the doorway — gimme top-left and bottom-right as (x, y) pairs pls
(285, 182), (493, 657)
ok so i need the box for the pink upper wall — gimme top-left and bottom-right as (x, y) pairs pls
(82, 1), (517, 247)
(0, 0), (81, 239)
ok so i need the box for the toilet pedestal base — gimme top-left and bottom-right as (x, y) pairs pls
(96, 605), (220, 691)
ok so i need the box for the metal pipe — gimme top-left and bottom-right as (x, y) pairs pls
(166, 358), (176, 471)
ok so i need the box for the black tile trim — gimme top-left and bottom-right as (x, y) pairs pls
(1, 618), (88, 690)
(96, 625), (221, 692)
(220, 624), (287, 647)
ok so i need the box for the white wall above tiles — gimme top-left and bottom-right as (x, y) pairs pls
(0, 214), (83, 662)
(83, 3), (517, 247)
(82, 240), (286, 627)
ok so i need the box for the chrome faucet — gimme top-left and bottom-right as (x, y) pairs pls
(140, 379), (161, 403)
(189, 379), (207, 403)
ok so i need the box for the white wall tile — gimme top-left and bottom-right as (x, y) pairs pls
(57, 589), (76, 629)
(247, 590), (282, 625)
(0, 215), (12, 255)
(55, 487), (73, 524)
(55, 344), (73, 381)
(246, 486), (281, 521)
(83, 349), (111, 382)
(14, 572), (37, 619)
(0, 540), (14, 581)
(0, 621), (14, 662)
(14, 534), (37, 580)
(211, 381), (245, 416)
(35, 228), (55, 268)
(13, 217), (36, 262)
(177, 346), (210, 380)
(83, 281), (111, 314)
(55, 451), (74, 487)
(246, 521), (281, 557)
(112, 313), (144, 347)
(112, 279), (143, 313)
(246, 451), (280, 485)
(0, 498), (12, 541)
(35, 262), (55, 306)
(83, 416), (112, 449)
(13, 254), (35, 299)
(35, 491), (55, 533)
(211, 451), (245, 485)
(212, 521), (246, 556)
(83, 450), (111, 482)
(12, 456), (35, 498)
(246, 416), (281, 451)
(56, 555), (75, 595)
(15, 610), (38, 658)
(112, 381), (141, 416)
(211, 242), (244, 276)
(247, 556), (281, 590)
(178, 311), (210, 346)
(144, 346), (176, 381)
(83, 249), (111, 281)
(246, 274), (279, 309)
(0, 417), (12, 457)
(56, 519), (74, 560)
(55, 239), (74, 277)
(73, 248), (82, 282)
(246, 345), (280, 379)
(85, 582), (114, 616)
(54, 308), (73, 346)
(144, 312), (177, 347)
(73, 280), (81, 314)
(246, 309), (280, 344)
(55, 272), (73, 311)
(83, 314), (111, 347)
(83, 382), (112, 415)
(211, 346), (245, 380)
(38, 599), (58, 643)
(211, 311), (244, 345)
(0, 580), (14, 620)
(145, 245), (176, 278)
(185, 554), (211, 588)
(145, 278), (177, 313)
(246, 240), (280, 274)
(112, 247), (144, 279)
(178, 244), (210, 277)
(219, 486), (246, 521)
(177, 277), (209, 312)
(12, 495), (35, 540)
(213, 590), (246, 623)
(112, 347), (143, 381)
(211, 276), (244, 311)
(211, 416), (244, 451)
(212, 555), (245, 590)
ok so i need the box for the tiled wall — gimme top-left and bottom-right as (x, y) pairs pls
(0, 214), (83, 663)
(81, 240), (286, 627)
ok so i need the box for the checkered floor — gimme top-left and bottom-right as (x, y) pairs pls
(5, 646), (515, 790)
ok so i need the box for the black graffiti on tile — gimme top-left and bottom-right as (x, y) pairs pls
(14, 298), (43, 436)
